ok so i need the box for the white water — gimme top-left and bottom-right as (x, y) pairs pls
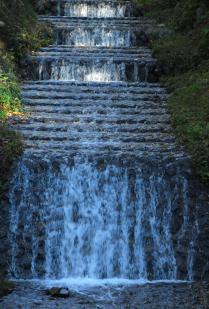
(64, 3), (127, 18)
(9, 158), (195, 281)
(49, 61), (124, 82)
(62, 28), (132, 47)
(38, 59), (150, 82)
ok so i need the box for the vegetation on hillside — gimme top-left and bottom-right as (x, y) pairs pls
(0, 0), (52, 153)
(0, 0), (52, 121)
(0, 56), (22, 120)
(135, 0), (209, 183)
(0, 0), (52, 183)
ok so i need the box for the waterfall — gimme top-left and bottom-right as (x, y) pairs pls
(9, 155), (196, 280)
(7, 0), (201, 284)
(64, 3), (127, 18)
(36, 58), (154, 82)
(62, 28), (132, 48)
(49, 61), (122, 82)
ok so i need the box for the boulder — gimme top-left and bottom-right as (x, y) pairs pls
(47, 287), (70, 298)
(0, 21), (5, 27)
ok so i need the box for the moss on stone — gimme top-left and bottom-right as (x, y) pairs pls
(0, 279), (15, 298)
(0, 126), (23, 201)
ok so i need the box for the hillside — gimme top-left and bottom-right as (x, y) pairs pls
(135, 0), (209, 183)
(0, 2), (51, 277)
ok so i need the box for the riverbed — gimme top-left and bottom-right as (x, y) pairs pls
(1, 281), (209, 308)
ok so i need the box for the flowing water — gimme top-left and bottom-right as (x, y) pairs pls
(5, 0), (209, 307)
(10, 156), (191, 280)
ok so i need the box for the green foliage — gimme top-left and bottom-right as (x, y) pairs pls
(0, 0), (52, 118)
(135, 0), (209, 183)
(11, 23), (53, 67)
(133, 0), (178, 23)
(167, 70), (209, 182)
(152, 32), (209, 75)
(0, 72), (22, 120)
(0, 0), (53, 68)
(134, 0), (209, 30)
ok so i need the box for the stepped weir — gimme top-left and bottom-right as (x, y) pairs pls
(4, 0), (209, 287)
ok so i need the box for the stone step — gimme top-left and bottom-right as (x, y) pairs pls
(40, 45), (151, 51)
(23, 139), (178, 152)
(19, 112), (170, 124)
(38, 46), (152, 56)
(22, 91), (167, 101)
(30, 46), (155, 62)
(22, 80), (165, 91)
(31, 53), (154, 61)
(13, 123), (172, 134)
(14, 6), (177, 159)
(22, 93), (166, 101)
(24, 104), (167, 115)
(22, 147), (185, 161)
(22, 99), (167, 108)
(50, 21), (158, 31)
(18, 130), (175, 143)
(23, 104), (167, 113)
(13, 82), (182, 155)
(22, 82), (167, 106)
(39, 16), (152, 25)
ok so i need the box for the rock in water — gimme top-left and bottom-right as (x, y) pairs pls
(47, 287), (70, 298)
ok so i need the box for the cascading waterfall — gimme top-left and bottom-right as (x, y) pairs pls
(9, 156), (195, 280)
(8, 0), (200, 284)
(37, 58), (154, 82)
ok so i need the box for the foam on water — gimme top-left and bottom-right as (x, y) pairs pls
(13, 278), (190, 290)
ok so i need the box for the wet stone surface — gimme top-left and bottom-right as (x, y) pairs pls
(1, 282), (209, 308)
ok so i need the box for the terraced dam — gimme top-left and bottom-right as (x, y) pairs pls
(2, 0), (209, 305)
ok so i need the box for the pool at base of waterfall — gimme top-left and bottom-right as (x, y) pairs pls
(1, 280), (209, 308)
